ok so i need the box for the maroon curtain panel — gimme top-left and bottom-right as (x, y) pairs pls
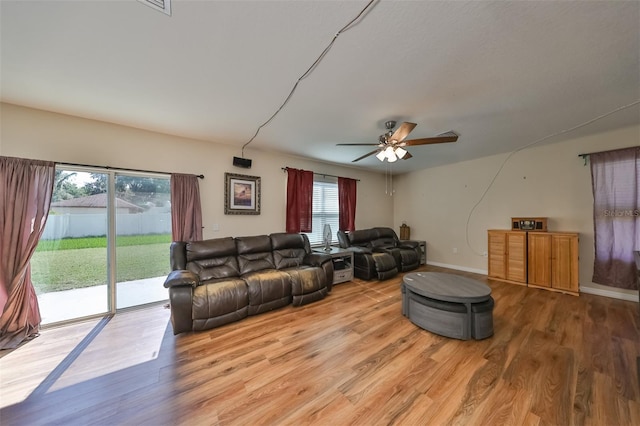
(338, 177), (357, 232)
(0, 156), (55, 349)
(286, 168), (313, 233)
(170, 173), (203, 242)
(590, 146), (640, 289)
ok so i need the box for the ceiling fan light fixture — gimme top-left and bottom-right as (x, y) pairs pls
(385, 147), (398, 162)
(338, 120), (459, 164)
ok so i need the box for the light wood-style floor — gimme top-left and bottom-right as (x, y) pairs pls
(1, 265), (639, 425)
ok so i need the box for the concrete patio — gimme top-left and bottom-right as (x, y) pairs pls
(38, 277), (168, 325)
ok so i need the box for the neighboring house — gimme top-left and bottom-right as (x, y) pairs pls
(43, 194), (169, 239)
(50, 193), (144, 215)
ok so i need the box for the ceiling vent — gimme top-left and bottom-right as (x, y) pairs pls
(138, 0), (171, 16)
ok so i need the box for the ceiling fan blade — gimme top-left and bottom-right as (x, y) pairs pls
(402, 151), (413, 160)
(336, 143), (380, 146)
(389, 122), (417, 143)
(403, 131), (458, 146)
(352, 149), (380, 162)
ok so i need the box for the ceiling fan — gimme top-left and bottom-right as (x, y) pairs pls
(337, 121), (458, 163)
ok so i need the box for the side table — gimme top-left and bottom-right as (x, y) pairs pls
(313, 247), (354, 285)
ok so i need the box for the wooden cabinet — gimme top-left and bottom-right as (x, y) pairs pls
(528, 232), (579, 294)
(487, 230), (527, 285)
(488, 230), (579, 295)
(527, 233), (552, 288)
(487, 231), (506, 279)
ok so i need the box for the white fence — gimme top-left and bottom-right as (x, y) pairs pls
(41, 213), (171, 240)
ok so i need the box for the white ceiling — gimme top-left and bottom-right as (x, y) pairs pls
(1, 0), (639, 174)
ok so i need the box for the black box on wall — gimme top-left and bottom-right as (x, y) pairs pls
(233, 157), (252, 168)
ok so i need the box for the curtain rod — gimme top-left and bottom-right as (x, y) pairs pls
(578, 146), (639, 158)
(281, 167), (360, 181)
(56, 161), (204, 179)
(578, 146), (639, 165)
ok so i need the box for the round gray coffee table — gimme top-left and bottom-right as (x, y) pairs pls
(402, 272), (493, 340)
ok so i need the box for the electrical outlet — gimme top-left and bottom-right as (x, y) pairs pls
(453, 247), (458, 254)
(483, 251), (488, 257)
(212, 223), (219, 232)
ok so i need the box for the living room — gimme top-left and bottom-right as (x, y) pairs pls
(2, 104), (638, 302)
(1, 1), (639, 424)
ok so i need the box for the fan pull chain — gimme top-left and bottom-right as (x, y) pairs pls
(385, 163), (394, 196)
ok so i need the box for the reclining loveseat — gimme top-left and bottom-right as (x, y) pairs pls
(163, 233), (333, 334)
(337, 227), (422, 280)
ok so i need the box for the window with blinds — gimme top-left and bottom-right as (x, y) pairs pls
(304, 178), (339, 246)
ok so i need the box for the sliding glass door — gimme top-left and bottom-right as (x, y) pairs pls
(115, 174), (171, 309)
(32, 170), (110, 324)
(32, 167), (171, 325)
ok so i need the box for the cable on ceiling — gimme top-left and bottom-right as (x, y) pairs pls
(241, 0), (378, 157)
(465, 99), (640, 257)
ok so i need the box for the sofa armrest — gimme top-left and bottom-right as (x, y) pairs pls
(346, 246), (372, 255)
(398, 240), (420, 249)
(302, 252), (334, 292)
(373, 245), (396, 252)
(304, 252), (332, 267)
(164, 270), (199, 289)
(167, 285), (194, 335)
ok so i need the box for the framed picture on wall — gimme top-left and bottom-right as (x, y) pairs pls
(224, 173), (261, 215)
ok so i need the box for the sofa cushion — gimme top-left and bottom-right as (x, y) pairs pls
(348, 229), (376, 247)
(372, 252), (398, 273)
(286, 266), (327, 306)
(374, 227), (398, 240)
(186, 237), (237, 261)
(271, 233), (308, 269)
(242, 269), (292, 315)
(371, 227), (398, 248)
(192, 278), (249, 330)
(236, 235), (275, 274)
(185, 238), (240, 281)
(273, 248), (306, 269)
(399, 249), (419, 268)
(270, 232), (307, 250)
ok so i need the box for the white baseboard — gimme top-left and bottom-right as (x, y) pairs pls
(426, 261), (488, 276)
(579, 286), (639, 302)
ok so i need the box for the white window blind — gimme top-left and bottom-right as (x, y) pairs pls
(304, 178), (339, 246)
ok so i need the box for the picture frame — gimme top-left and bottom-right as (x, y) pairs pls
(224, 173), (261, 215)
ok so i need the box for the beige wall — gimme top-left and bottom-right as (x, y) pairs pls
(2, 102), (638, 301)
(393, 124), (640, 301)
(0, 102), (393, 239)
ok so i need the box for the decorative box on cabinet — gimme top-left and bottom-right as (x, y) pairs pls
(487, 230), (527, 285)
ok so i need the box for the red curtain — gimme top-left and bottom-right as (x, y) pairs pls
(286, 168), (313, 233)
(170, 173), (203, 242)
(338, 177), (357, 231)
(0, 156), (55, 349)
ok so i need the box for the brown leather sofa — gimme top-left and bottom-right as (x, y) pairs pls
(163, 233), (334, 334)
(337, 227), (422, 280)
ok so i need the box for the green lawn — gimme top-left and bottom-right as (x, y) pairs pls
(35, 233), (171, 251)
(31, 235), (172, 294)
